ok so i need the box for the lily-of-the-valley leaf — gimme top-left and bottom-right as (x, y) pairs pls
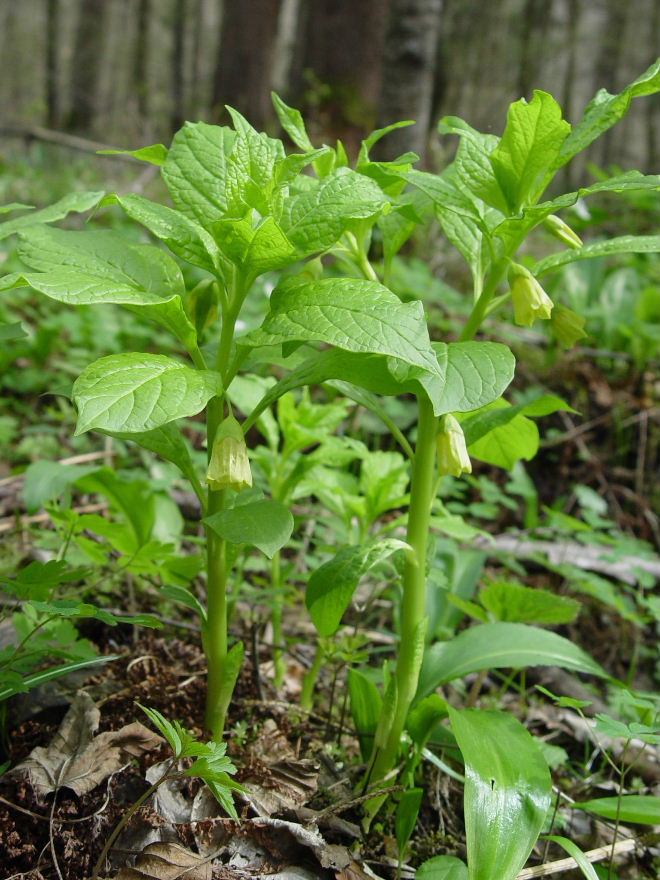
(449, 707), (552, 880)
(417, 621), (605, 698)
(72, 353), (222, 435)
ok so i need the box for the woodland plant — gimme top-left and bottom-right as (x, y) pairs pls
(1, 60), (659, 878)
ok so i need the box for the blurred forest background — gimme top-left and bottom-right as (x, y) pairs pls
(0, 0), (658, 179)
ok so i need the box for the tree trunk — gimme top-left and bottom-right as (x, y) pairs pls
(133, 0), (150, 123)
(375, 0), (443, 163)
(67, 0), (106, 134)
(212, 0), (283, 130)
(46, 0), (60, 129)
(171, 0), (186, 132)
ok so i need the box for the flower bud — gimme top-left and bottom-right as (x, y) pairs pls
(542, 214), (583, 249)
(550, 303), (587, 348)
(509, 265), (554, 327)
(437, 414), (472, 477)
(206, 414), (252, 492)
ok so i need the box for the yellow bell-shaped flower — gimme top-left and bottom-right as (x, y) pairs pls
(437, 414), (472, 478)
(206, 414), (252, 492)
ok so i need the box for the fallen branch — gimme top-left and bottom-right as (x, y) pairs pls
(516, 838), (636, 878)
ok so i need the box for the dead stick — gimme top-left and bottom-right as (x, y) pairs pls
(516, 838), (636, 879)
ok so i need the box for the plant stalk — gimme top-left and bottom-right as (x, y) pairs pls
(367, 394), (437, 789)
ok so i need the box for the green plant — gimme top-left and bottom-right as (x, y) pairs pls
(1, 60), (658, 880)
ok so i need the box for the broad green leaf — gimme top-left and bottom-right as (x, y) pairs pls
(417, 622), (605, 698)
(280, 167), (389, 255)
(161, 585), (207, 624)
(379, 188), (433, 265)
(225, 107), (285, 216)
(449, 707), (551, 880)
(348, 669), (382, 761)
(461, 395), (574, 469)
(406, 693), (449, 748)
(533, 234), (660, 277)
(104, 193), (221, 275)
(573, 795), (660, 825)
(72, 353), (221, 434)
(242, 277), (444, 402)
(203, 499), (293, 558)
(554, 59), (660, 169)
(212, 215), (297, 276)
(494, 171), (660, 245)
(541, 837), (599, 880)
(0, 191), (103, 240)
(479, 581), (581, 624)
(490, 90), (570, 210)
(22, 460), (101, 513)
(97, 143), (168, 165)
(0, 321), (27, 340)
(306, 539), (409, 636)
(0, 201), (35, 214)
(76, 468), (156, 549)
(432, 342), (514, 414)
(362, 120), (415, 155)
(416, 855), (467, 880)
(439, 117), (506, 213)
(271, 92), (314, 151)
(5, 225), (197, 349)
(406, 169), (483, 222)
(162, 121), (235, 225)
(98, 423), (199, 487)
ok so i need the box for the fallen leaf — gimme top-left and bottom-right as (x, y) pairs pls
(114, 842), (211, 880)
(12, 690), (163, 802)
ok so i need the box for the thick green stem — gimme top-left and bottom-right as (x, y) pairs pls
(367, 395), (437, 788)
(204, 494), (229, 738)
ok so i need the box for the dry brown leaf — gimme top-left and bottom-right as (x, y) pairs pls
(12, 690), (163, 802)
(114, 842), (211, 880)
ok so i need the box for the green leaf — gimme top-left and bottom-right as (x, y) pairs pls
(416, 855), (467, 880)
(449, 707), (552, 880)
(75, 468), (156, 549)
(555, 59), (660, 169)
(306, 539), (409, 636)
(490, 90), (570, 211)
(72, 353), (221, 434)
(280, 167), (389, 255)
(104, 193), (221, 274)
(540, 838), (598, 880)
(271, 92), (314, 151)
(203, 498), (293, 558)
(438, 117), (505, 213)
(432, 342), (515, 414)
(0, 321), (27, 340)
(573, 795), (660, 825)
(418, 622), (605, 698)
(461, 395), (574, 469)
(348, 669), (382, 761)
(396, 788), (423, 857)
(494, 171), (659, 246)
(212, 215), (297, 276)
(0, 656), (118, 703)
(161, 585), (207, 624)
(479, 582), (581, 624)
(22, 460), (101, 513)
(242, 277), (444, 404)
(100, 423), (199, 487)
(5, 225), (197, 349)
(162, 121), (235, 225)
(593, 713), (659, 744)
(97, 143), (168, 165)
(533, 234), (660, 277)
(225, 107), (285, 215)
(0, 191), (103, 240)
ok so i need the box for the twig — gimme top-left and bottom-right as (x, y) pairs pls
(0, 450), (113, 488)
(0, 502), (108, 533)
(516, 838), (636, 878)
(0, 124), (138, 159)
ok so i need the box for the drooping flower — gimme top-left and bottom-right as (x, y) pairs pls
(509, 264), (554, 327)
(206, 414), (252, 492)
(437, 414), (472, 477)
(550, 303), (587, 348)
